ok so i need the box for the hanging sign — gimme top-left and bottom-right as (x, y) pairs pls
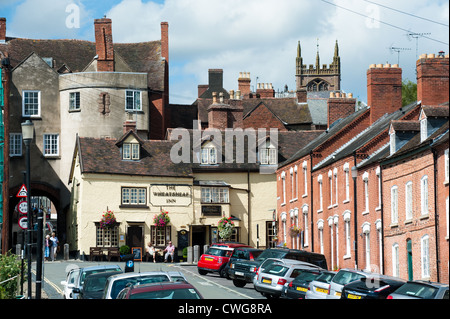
(16, 184), (28, 198)
(17, 200), (28, 215)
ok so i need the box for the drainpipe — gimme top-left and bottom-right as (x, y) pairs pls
(379, 166), (385, 275)
(431, 148), (440, 283)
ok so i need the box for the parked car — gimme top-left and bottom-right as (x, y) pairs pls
(254, 259), (323, 299)
(228, 247), (327, 288)
(197, 246), (235, 277)
(211, 242), (251, 249)
(387, 281), (449, 299)
(61, 264), (122, 299)
(223, 247), (263, 279)
(305, 271), (337, 299)
(102, 271), (172, 299)
(73, 270), (122, 299)
(282, 269), (325, 299)
(326, 268), (372, 299)
(341, 275), (406, 299)
(116, 282), (203, 299)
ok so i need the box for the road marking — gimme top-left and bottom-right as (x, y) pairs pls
(173, 265), (255, 299)
(31, 269), (64, 296)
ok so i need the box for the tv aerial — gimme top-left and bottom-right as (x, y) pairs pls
(388, 46), (411, 65)
(406, 32), (431, 60)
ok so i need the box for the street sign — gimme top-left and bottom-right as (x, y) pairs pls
(16, 184), (28, 198)
(17, 200), (28, 215)
(18, 216), (28, 230)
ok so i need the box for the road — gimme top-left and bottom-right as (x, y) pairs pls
(33, 260), (264, 300)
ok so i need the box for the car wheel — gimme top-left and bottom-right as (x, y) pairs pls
(198, 269), (208, 275)
(233, 279), (246, 288)
(219, 267), (228, 278)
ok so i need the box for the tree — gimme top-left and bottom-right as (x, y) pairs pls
(402, 79), (417, 106)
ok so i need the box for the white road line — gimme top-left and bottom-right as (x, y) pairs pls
(173, 265), (255, 299)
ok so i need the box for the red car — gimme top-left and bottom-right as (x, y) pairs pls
(198, 244), (250, 277)
(117, 282), (203, 299)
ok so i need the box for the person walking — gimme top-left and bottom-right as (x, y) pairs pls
(163, 241), (175, 263)
(44, 234), (51, 261)
(49, 232), (59, 261)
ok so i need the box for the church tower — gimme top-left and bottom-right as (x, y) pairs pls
(296, 40), (341, 102)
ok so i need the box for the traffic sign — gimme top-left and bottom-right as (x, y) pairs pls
(17, 200), (28, 215)
(18, 216), (28, 230)
(16, 184), (28, 198)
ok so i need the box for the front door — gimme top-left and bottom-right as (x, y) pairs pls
(127, 225), (143, 251)
(407, 239), (413, 281)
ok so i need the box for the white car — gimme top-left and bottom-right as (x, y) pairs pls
(326, 268), (372, 299)
(305, 271), (337, 299)
(61, 264), (122, 299)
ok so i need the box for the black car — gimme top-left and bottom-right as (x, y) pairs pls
(228, 247), (327, 288)
(73, 270), (122, 299)
(341, 275), (406, 299)
(223, 247), (263, 279)
(282, 269), (324, 299)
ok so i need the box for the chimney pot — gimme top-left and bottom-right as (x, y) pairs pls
(230, 90), (235, 99)
(212, 92), (217, 104)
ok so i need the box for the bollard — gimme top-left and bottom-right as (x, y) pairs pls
(64, 243), (69, 261)
(193, 245), (199, 263)
(187, 246), (193, 264)
(203, 245), (209, 255)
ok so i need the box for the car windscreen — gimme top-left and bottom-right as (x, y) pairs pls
(130, 288), (201, 299)
(206, 248), (230, 257)
(394, 283), (439, 299)
(255, 249), (286, 261)
(293, 270), (321, 283)
(81, 268), (121, 284)
(333, 270), (365, 285)
(231, 249), (249, 259)
(315, 272), (335, 284)
(111, 275), (170, 299)
(84, 274), (117, 292)
(262, 264), (289, 277)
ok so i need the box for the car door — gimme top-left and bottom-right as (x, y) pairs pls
(63, 269), (80, 299)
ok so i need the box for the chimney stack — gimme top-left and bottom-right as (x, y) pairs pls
(123, 113), (137, 133)
(94, 18), (114, 72)
(416, 53), (449, 106)
(367, 63), (402, 124)
(161, 22), (169, 63)
(256, 83), (275, 98)
(0, 18), (6, 43)
(238, 72), (251, 99)
(327, 92), (356, 128)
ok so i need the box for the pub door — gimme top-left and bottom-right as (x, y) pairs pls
(127, 225), (143, 252)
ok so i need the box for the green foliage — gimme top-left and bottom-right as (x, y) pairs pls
(0, 251), (26, 299)
(119, 245), (130, 255)
(402, 79), (417, 107)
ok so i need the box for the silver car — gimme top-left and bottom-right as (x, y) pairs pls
(305, 270), (337, 299)
(326, 268), (373, 299)
(387, 281), (449, 299)
(254, 259), (323, 299)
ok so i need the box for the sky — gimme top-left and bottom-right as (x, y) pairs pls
(1, 0), (449, 105)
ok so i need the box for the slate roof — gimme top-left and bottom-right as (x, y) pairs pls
(0, 38), (164, 90)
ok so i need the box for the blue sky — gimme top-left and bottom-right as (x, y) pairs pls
(1, 0), (449, 105)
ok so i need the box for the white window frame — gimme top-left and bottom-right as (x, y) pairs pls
(421, 175), (429, 216)
(376, 167), (381, 210)
(43, 134), (59, 157)
(344, 164), (350, 203)
(259, 147), (277, 165)
(281, 172), (286, 206)
(69, 91), (80, 111)
(445, 149), (449, 183)
(201, 146), (217, 165)
(392, 243), (400, 277)
(318, 175), (323, 212)
(22, 90), (41, 118)
(363, 172), (369, 214)
(201, 187), (229, 203)
(334, 168), (338, 206)
(122, 187), (146, 206)
(328, 170), (333, 208)
(9, 133), (22, 157)
(302, 161), (308, 197)
(391, 185), (398, 225)
(125, 89), (142, 111)
(405, 181), (413, 221)
(123, 143), (140, 160)
(420, 118), (427, 142)
(421, 235), (430, 279)
(390, 132), (396, 155)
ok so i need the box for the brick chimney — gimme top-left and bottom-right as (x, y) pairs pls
(94, 18), (114, 72)
(256, 83), (275, 99)
(238, 72), (251, 99)
(416, 53), (449, 106)
(123, 113), (137, 133)
(208, 92), (243, 130)
(161, 22), (169, 63)
(367, 63), (402, 124)
(327, 92), (356, 128)
(0, 18), (6, 43)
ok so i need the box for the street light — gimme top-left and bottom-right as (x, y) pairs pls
(351, 166), (358, 270)
(21, 120), (35, 299)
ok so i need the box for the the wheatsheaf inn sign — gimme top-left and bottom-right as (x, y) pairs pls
(150, 184), (192, 206)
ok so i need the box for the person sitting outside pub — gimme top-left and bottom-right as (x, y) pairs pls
(163, 241), (175, 263)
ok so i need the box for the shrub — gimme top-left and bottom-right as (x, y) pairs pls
(119, 245), (130, 255)
(0, 251), (25, 299)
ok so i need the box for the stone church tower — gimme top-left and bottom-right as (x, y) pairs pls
(296, 40), (341, 102)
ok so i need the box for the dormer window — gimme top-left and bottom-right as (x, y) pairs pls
(390, 131), (396, 155)
(420, 118), (427, 142)
(259, 140), (277, 165)
(201, 145), (217, 165)
(123, 143), (140, 160)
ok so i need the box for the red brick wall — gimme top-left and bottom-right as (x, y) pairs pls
(0, 18), (6, 41)
(94, 18), (114, 72)
(327, 94), (356, 128)
(367, 65), (402, 124)
(244, 104), (286, 131)
(417, 55), (449, 106)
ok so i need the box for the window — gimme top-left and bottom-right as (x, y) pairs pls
(334, 168), (338, 206)
(421, 235), (430, 278)
(122, 187), (146, 206)
(376, 167), (381, 209)
(421, 175), (429, 215)
(43, 134), (59, 156)
(390, 132), (396, 155)
(69, 92), (80, 111)
(96, 225), (119, 247)
(363, 172), (369, 214)
(281, 172), (286, 205)
(392, 243), (400, 277)
(328, 170), (333, 207)
(266, 221), (277, 248)
(344, 164), (350, 202)
(318, 175), (323, 212)
(259, 147), (277, 165)
(151, 226), (171, 246)
(391, 186), (398, 225)
(9, 133), (22, 157)
(123, 143), (140, 160)
(201, 187), (229, 203)
(445, 149), (449, 183)
(420, 118), (427, 142)
(343, 211), (351, 258)
(302, 205), (309, 247)
(125, 90), (142, 111)
(302, 161), (308, 197)
(405, 181), (413, 220)
(201, 146), (217, 165)
(22, 90), (40, 117)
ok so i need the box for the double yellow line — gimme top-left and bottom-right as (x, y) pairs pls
(31, 269), (63, 296)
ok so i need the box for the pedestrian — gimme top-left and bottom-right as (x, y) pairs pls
(44, 234), (51, 261)
(146, 242), (156, 263)
(163, 241), (175, 263)
(49, 232), (59, 261)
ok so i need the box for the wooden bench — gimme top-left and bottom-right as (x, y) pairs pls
(89, 247), (104, 261)
(107, 247), (120, 261)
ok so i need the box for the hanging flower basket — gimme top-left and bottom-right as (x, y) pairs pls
(289, 225), (301, 237)
(153, 211), (170, 228)
(100, 210), (117, 229)
(218, 216), (234, 240)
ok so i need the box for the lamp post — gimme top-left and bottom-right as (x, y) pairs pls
(351, 166), (358, 270)
(21, 120), (34, 299)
